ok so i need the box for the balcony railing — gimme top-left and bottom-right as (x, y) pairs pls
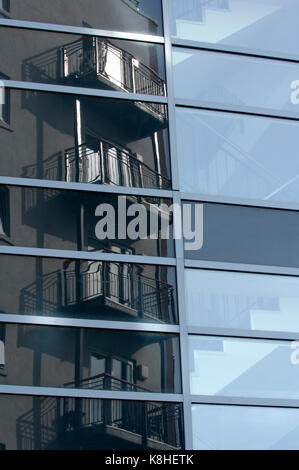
(64, 137), (171, 189)
(20, 262), (176, 323)
(17, 396), (183, 450)
(64, 372), (150, 393)
(62, 37), (167, 118)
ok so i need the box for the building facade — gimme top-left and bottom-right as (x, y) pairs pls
(1, 0), (299, 450)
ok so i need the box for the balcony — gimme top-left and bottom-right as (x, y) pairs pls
(16, 396), (183, 450)
(20, 262), (176, 323)
(64, 137), (171, 189)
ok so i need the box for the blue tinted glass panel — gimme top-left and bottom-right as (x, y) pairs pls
(171, 0), (299, 59)
(189, 335), (299, 399)
(192, 404), (299, 450)
(183, 201), (299, 267)
(173, 48), (299, 117)
(176, 108), (299, 204)
(186, 268), (299, 333)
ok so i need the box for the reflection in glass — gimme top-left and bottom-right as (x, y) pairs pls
(0, 89), (170, 189)
(183, 201), (299, 267)
(173, 48), (299, 116)
(186, 269), (299, 333)
(189, 335), (299, 399)
(0, 186), (174, 257)
(0, 28), (166, 96)
(0, 395), (184, 449)
(0, 256), (178, 323)
(171, 0), (299, 59)
(6, 0), (163, 36)
(177, 108), (299, 204)
(0, 323), (181, 392)
(192, 404), (299, 450)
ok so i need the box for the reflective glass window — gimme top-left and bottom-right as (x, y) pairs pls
(173, 48), (299, 117)
(0, 256), (178, 324)
(0, 394), (184, 449)
(171, 0), (299, 59)
(0, 186), (175, 257)
(189, 335), (299, 399)
(6, 0), (163, 36)
(0, 89), (170, 189)
(192, 404), (299, 450)
(0, 323), (181, 393)
(0, 28), (166, 96)
(186, 268), (299, 333)
(176, 108), (299, 204)
(183, 201), (299, 267)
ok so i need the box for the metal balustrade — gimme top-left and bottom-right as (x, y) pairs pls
(16, 396), (183, 449)
(64, 137), (171, 189)
(20, 262), (176, 323)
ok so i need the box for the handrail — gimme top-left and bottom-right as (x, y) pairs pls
(63, 372), (150, 392)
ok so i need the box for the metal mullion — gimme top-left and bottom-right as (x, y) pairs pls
(187, 327), (299, 342)
(2, 80), (168, 104)
(171, 38), (299, 64)
(0, 19), (165, 44)
(0, 385), (183, 403)
(0, 246), (176, 266)
(0, 176), (173, 199)
(179, 192), (299, 213)
(0, 314), (180, 334)
(191, 395), (299, 409)
(185, 259), (299, 276)
(175, 99), (299, 121)
(161, 0), (179, 191)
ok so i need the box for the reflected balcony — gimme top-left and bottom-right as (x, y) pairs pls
(20, 262), (176, 323)
(17, 397), (183, 450)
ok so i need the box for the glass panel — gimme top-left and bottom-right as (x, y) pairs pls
(173, 48), (299, 116)
(7, 0), (163, 36)
(0, 323), (181, 392)
(186, 268), (299, 333)
(0, 395), (183, 449)
(192, 404), (299, 450)
(176, 108), (299, 204)
(0, 89), (170, 189)
(183, 201), (299, 267)
(0, 185), (174, 257)
(185, 269), (299, 332)
(0, 28), (166, 95)
(0, 256), (178, 323)
(171, 0), (299, 59)
(189, 335), (299, 399)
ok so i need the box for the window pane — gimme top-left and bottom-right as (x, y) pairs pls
(176, 108), (299, 204)
(7, 0), (163, 36)
(183, 201), (299, 267)
(0, 256), (178, 323)
(0, 28), (166, 96)
(0, 395), (183, 449)
(173, 48), (299, 116)
(0, 89), (170, 189)
(171, 0), (299, 59)
(186, 268), (299, 333)
(0, 323), (181, 392)
(192, 404), (299, 450)
(189, 335), (299, 399)
(0, 186), (175, 257)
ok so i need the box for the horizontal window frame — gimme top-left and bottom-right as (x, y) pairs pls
(185, 259), (299, 276)
(0, 18), (165, 44)
(191, 396), (299, 409)
(0, 314), (180, 334)
(0, 385), (183, 402)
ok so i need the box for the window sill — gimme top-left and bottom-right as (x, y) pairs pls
(0, 119), (13, 132)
